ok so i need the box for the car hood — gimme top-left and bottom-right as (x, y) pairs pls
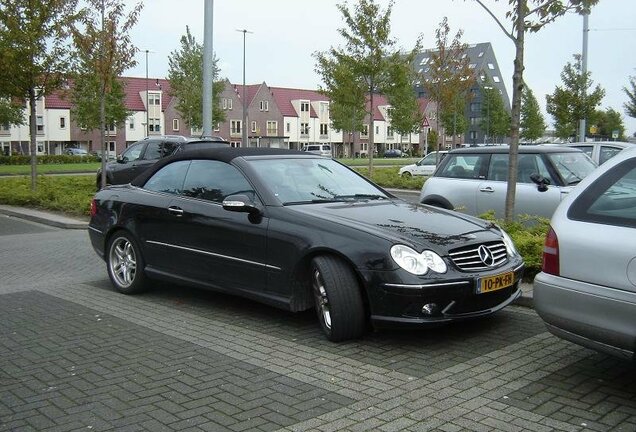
(287, 199), (499, 249)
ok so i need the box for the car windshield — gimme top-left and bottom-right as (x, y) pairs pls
(248, 158), (389, 204)
(547, 152), (597, 185)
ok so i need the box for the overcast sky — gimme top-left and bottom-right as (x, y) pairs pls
(126, 0), (636, 136)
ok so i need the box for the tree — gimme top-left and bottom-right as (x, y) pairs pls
(314, 0), (422, 175)
(546, 54), (605, 140)
(168, 26), (225, 132)
(592, 107), (625, 140)
(471, 0), (598, 222)
(0, 0), (82, 190)
(71, 0), (143, 189)
(0, 98), (25, 129)
(520, 87), (546, 142)
(624, 75), (636, 119)
(439, 97), (469, 140)
(422, 17), (475, 151)
(481, 85), (510, 143)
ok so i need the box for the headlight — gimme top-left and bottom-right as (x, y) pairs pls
(390, 244), (447, 275)
(500, 228), (519, 257)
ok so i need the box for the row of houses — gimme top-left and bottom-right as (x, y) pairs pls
(0, 42), (509, 158)
(0, 77), (439, 159)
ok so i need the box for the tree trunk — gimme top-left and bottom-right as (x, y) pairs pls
(100, 85), (107, 189)
(504, 0), (525, 223)
(367, 83), (374, 177)
(28, 87), (37, 191)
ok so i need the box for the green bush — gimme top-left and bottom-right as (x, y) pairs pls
(480, 211), (549, 281)
(354, 166), (425, 190)
(0, 154), (100, 165)
(0, 176), (95, 216)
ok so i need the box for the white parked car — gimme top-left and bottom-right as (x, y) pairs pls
(399, 151), (448, 177)
(302, 144), (332, 157)
(534, 145), (636, 360)
(559, 141), (634, 165)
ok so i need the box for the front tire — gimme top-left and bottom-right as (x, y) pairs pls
(106, 231), (149, 294)
(401, 171), (412, 178)
(311, 256), (366, 342)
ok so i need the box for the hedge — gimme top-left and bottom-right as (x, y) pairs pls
(0, 154), (100, 165)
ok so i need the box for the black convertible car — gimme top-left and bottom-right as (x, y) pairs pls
(88, 148), (524, 341)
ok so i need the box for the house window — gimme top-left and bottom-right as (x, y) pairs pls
(260, 100), (269, 111)
(36, 116), (44, 133)
(286, 122), (290, 133)
(222, 98), (227, 109)
(108, 142), (116, 152)
(59, 117), (66, 129)
(419, 57), (429, 65)
(213, 122), (220, 132)
(228, 99), (232, 110)
(251, 121), (257, 133)
(319, 123), (328, 136)
(300, 102), (309, 112)
(129, 116), (135, 130)
(0, 123), (10, 132)
(172, 119), (179, 131)
(387, 127), (394, 138)
(375, 125), (379, 135)
(149, 118), (160, 132)
(106, 123), (116, 135)
(361, 124), (369, 138)
(267, 121), (277, 136)
(150, 93), (160, 105)
(223, 98), (233, 110)
(230, 120), (242, 135)
(470, 131), (477, 140)
(488, 63), (495, 70)
(469, 63), (476, 69)
(320, 102), (329, 116)
(470, 117), (480, 125)
(470, 103), (480, 113)
(478, 51), (484, 57)
(493, 76), (501, 83)
(231, 141), (241, 148)
(300, 123), (309, 136)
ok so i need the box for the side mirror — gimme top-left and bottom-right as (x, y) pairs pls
(222, 194), (262, 215)
(117, 154), (126, 163)
(530, 173), (551, 192)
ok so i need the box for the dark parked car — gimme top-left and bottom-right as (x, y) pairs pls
(95, 136), (229, 189)
(88, 148), (525, 341)
(384, 149), (404, 158)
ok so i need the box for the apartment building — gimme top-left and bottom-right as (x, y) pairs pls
(0, 77), (436, 158)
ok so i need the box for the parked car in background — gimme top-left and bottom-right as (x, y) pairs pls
(95, 136), (229, 190)
(65, 148), (89, 156)
(534, 146), (636, 361)
(419, 146), (597, 219)
(301, 144), (332, 157)
(89, 148), (524, 341)
(558, 141), (634, 165)
(383, 149), (405, 158)
(399, 151), (448, 177)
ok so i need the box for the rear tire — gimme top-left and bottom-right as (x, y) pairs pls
(106, 231), (149, 294)
(311, 256), (366, 342)
(401, 171), (412, 178)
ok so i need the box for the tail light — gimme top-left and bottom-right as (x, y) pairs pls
(542, 226), (559, 275)
(89, 199), (98, 217)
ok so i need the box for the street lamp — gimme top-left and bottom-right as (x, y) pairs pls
(236, 29), (253, 147)
(484, 86), (492, 145)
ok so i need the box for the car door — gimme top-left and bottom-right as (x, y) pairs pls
(432, 153), (486, 213)
(415, 153), (439, 176)
(476, 153), (562, 218)
(110, 141), (146, 184)
(160, 159), (269, 294)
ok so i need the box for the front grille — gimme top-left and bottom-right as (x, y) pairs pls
(449, 241), (508, 271)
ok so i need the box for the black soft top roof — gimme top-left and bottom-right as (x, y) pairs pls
(130, 147), (313, 187)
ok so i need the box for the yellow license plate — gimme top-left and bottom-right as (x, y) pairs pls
(477, 271), (515, 293)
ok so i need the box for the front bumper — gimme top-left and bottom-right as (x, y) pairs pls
(362, 261), (524, 328)
(534, 271), (636, 361)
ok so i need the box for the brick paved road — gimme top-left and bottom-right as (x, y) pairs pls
(0, 216), (634, 432)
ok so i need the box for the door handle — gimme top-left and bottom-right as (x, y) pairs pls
(479, 186), (495, 193)
(167, 206), (184, 217)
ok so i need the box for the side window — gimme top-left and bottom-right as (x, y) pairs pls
(572, 145), (593, 159)
(182, 160), (255, 203)
(420, 153), (438, 166)
(142, 141), (161, 160)
(439, 155), (484, 179)
(161, 141), (178, 157)
(569, 160), (636, 228)
(121, 142), (143, 162)
(143, 160), (190, 195)
(487, 154), (508, 181)
(517, 154), (552, 184)
(599, 146), (622, 165)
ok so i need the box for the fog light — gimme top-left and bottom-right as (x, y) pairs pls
(422, 303), (438, 316)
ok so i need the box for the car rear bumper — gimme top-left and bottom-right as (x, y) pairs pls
(534, 272), (636, 361)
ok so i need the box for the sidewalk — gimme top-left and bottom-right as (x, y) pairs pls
(0, 203), (533, 306)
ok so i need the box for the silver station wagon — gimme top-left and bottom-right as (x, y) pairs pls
(419, 146), (597, 219)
